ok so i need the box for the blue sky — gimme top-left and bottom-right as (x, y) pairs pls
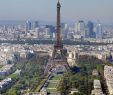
(0, 0), (113, 23)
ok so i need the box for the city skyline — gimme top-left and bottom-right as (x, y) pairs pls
(0, 0), (113, 94)
(0, 0), (113, 24)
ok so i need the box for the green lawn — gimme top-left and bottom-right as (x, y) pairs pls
(47, 88), (57, 93)
(46, 74), (63, 93)
(52, 75), (62, 80)
(47, 82), (57, 88)
(47, 81), (58, 93)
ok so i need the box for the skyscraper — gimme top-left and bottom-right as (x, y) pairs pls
(45, 25), (55, 38)
(25, 21), (32, 32)
(75, 20), (85, 38)
(86, 21), (95, 38)
(96, 23), (103, 39)
(33, 21), (39, 29)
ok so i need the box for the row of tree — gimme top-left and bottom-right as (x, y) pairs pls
(57, 55), (110, 95)
(4, 54), (48, 95)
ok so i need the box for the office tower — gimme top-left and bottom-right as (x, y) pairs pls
(33, 21), (39, 29)
(86, 21), (95, 38)
(61, 23), (68, 29)
(3, 25), (7, 31)
(61, 23), (65, 29)
(46, 25), (55, 33)
(35, 28), (40, 38)
(60, 23), (68, 39)
(25, 21), (32, 32)
(45, 25), (55, 39)
(76, 20), (85, 38)
(96, 23), (103, 39)
(44, 28), (51, 39)
(63, 23), (68, 39)
(77, 20), (85, 32)
(45, 28), (50, 35)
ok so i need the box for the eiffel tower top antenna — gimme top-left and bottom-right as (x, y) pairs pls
(58, 0), (60, 5)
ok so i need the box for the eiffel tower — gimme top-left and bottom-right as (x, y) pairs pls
(45, 0), (69, 74)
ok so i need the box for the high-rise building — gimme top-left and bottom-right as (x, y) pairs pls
(25, 21), (32, 32)
(35, 28), (40, 38)
(44, 28), (51, 39)
(46, 25), (55, 38)
(86, 21), (95, 38)
(3, 25), (7, 31)
(33, 21), (39, 29)
(77, 21), (85, 32)
(61, 23), (69, 40)
(75, 20), (85, 38)
(96, 23), (103, 39)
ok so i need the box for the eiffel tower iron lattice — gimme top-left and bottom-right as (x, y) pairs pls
(45, 0), (70, 74)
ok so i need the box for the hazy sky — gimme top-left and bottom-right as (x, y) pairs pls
(0, 0), (113, 23)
